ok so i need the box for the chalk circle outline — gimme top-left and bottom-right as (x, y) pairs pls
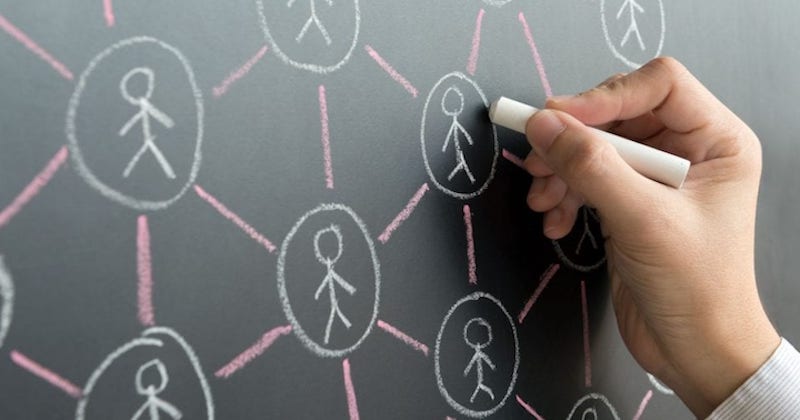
(647, 373), (674, 395)
(0, 256), (14, 350)
(277, 203), (380, 358)
(421, 72), (499, 200)
(482, 0), (512, 7)
(434, 292), (519, 418)
(66, 36), (204, 211)
(75, 326), (214, 420)
(600, 0), (665, 69)
(552, 239), (606, 273)
(255, 0), (360, 74)
(566, 392), (620, 420)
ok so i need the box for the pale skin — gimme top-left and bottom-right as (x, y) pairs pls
(524, 57), (780, 418)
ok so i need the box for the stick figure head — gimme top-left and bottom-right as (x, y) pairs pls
(463, 317), (493, 350)
(120, 67), (156, 105)
(135, 358), (169, 396)
(441, 86), (465, 117)
(314, 224), (343, 265)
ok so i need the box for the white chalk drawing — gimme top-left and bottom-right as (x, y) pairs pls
(0, 256), (14, 350)
(66, 36), (203, 211)
(601, 0), (665, 68)
(277, 203), (380, 358)
(131, 359), (183, 420)
(482, 0), (512, 7)
(463, 318), (496, 403)
(647, 373), (674, 395)
(553, 207), (606, 272)
(76, 326), (214, 420)
(313, 224), (357, 345)
(118, 67), (177, 180)
(566, 393), (620, 420)
(421, 72), (498, 200)
(255, 0), (360, 74)
(435, 292), (519, 418)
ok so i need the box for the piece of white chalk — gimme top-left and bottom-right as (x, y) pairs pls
(489, 96), (690, 189)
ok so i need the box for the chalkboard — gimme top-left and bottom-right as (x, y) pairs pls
(1, 0), (798, 418)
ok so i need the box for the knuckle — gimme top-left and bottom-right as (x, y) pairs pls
(648, 56), (687, 77)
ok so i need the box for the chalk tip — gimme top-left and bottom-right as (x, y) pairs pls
(488, 98), (500, 123)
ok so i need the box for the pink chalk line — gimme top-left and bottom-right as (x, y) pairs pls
(581, 280), (591, 387)
(0, 145), (68, 230)
(0, 14), (73, 80)
(466, 9), (486, 76)
(516, 394), (545, 420)
(364, 44), (418, 98)
(518, 12), (553, 98)
(137, 215), (155, 327)
(378, 183), (430, 244)
(342, 358), (360, 420)
(633, 389), (654, 420)
(319, 84), (334, 189)
(502, 149), (526, 171)
(11, 350), (83, 399)
(463, 205), (477, 285)
(212, 45), (268, 98)
(103, 0), (115, 27)
(215, 325), (293, 379)
(377, 319), (429, 356)
(518, 263), (560, 324)
(193, 185), (277, 253)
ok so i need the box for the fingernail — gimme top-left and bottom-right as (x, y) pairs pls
(544, 208), (562, 236)
(546, 95), (573, 105)
(527, 110), (565, 154)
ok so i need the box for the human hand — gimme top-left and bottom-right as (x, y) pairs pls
(523, 57), (779, 417)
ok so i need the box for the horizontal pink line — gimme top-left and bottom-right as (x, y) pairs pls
(466, 8), (485, 76)
(0, 14), (73, 80)
(343, 358), (360, 420)
(518, 12), (553, 98)
(378, 183), (429, 244)
(215, 325), (292, 379)
(377, 319), (429, 356)
(633, 389), (654, 420)
(502, 149), (525, 170)
(0, 146), (68, 230)
(364, 44), (418, 98)
(516, 394), (545, 420)
(193, 184), (277, 253)
(518, 264), (559, 324)
(11, 350), (83, 399)
(464, 205), (477, 285)
(213, 45), (268, 98)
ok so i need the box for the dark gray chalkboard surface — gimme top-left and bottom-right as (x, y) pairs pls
(1, 0), (798, 418)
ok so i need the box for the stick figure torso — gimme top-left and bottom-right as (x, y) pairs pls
(441, 86), (476, 184)
(288, 0), (334, 45)
(616, 0), (646, 50)
(131, 358), (182, 420)
(118, 67), (176, 179)
(313, 224), (356, 344)
(463, 317), (496, 403)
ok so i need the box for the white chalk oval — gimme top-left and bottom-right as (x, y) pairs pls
(434, 292), (519, 418)
(421, 72), (498, 200)
(277, 203), (380, 358)
(76, 326), (214, 420)
(552, 208), (606, 272)
(601, 0), (665, 69)
(66, 36), (203, 211)
(566, 392), (620, 420)
(255, 0), (360, 74)
(647, 373), (674, 395)
(0, 256), (14, 350)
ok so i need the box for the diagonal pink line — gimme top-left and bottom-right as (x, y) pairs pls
(516, 394), (545, 420)
(364, 44), (418, 98)
(466, 9), (486, 76)
(342, 358), (360, 420)
(212, 45), (269, 98)
(103, 0), (115, 27)
(0, 145), (68, 230)
(11, 350), (83, 399)
(463, 205), (477, 285)
(518, 12), (553, 98)
(502, 148), (526, 170)
(215, 325), (292, 379)
(518, 264), (559, 324)
(377, 320), (429, 356)
(137, 215), (154, 327)
(378, 183), (429, 244)
(0, 14), (73, 80)
(319, 85), (334, 189)
(193, 185), (277, 253)
(581, 279), (592, 387)
(633, 389), (654, 420)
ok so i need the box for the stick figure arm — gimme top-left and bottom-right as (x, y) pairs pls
(286, 0), (297, 8)
(314, 276), (330, 300)
(332, 272), (356, 295)
(118, 112), (144, 136)
(154, 399), (183, 419)
(616, 0), (630, 19)
(456, 122), (474, 145)
(129, 401), (149, 420)
(463, 352), (480, 376)
(146, 104), (175, 129)
(483, 354), (497, 371)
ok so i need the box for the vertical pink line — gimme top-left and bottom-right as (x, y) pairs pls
(319, 85), (334, 189)
(193, 185), (277, 253)
(377, 320), (429, 356)
(215, 325), (293, 379)
(364, 44), (419, 98)
(212, 45), (269, 98)
(581, 280), (591, 387)
(137, 215), (155, 327)
(11, 350), (83, 399)
(518, 12), (553, 98)
(342, 358), (360, 420)
(0, 14), (73, 80)
(0, 146), (68, 230)
(463, 205), (477, 285)
(378, 183), (430, 244)
(632, 389), (654, 420)
(518, 264), (560, 324)
(502, 149), (526, 171)
(466, 9), (486, 76)
(516, 394), (546, 420)
(103, 0), (115, 27)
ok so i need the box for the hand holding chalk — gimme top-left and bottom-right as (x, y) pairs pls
(489, 96), (690, 189)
